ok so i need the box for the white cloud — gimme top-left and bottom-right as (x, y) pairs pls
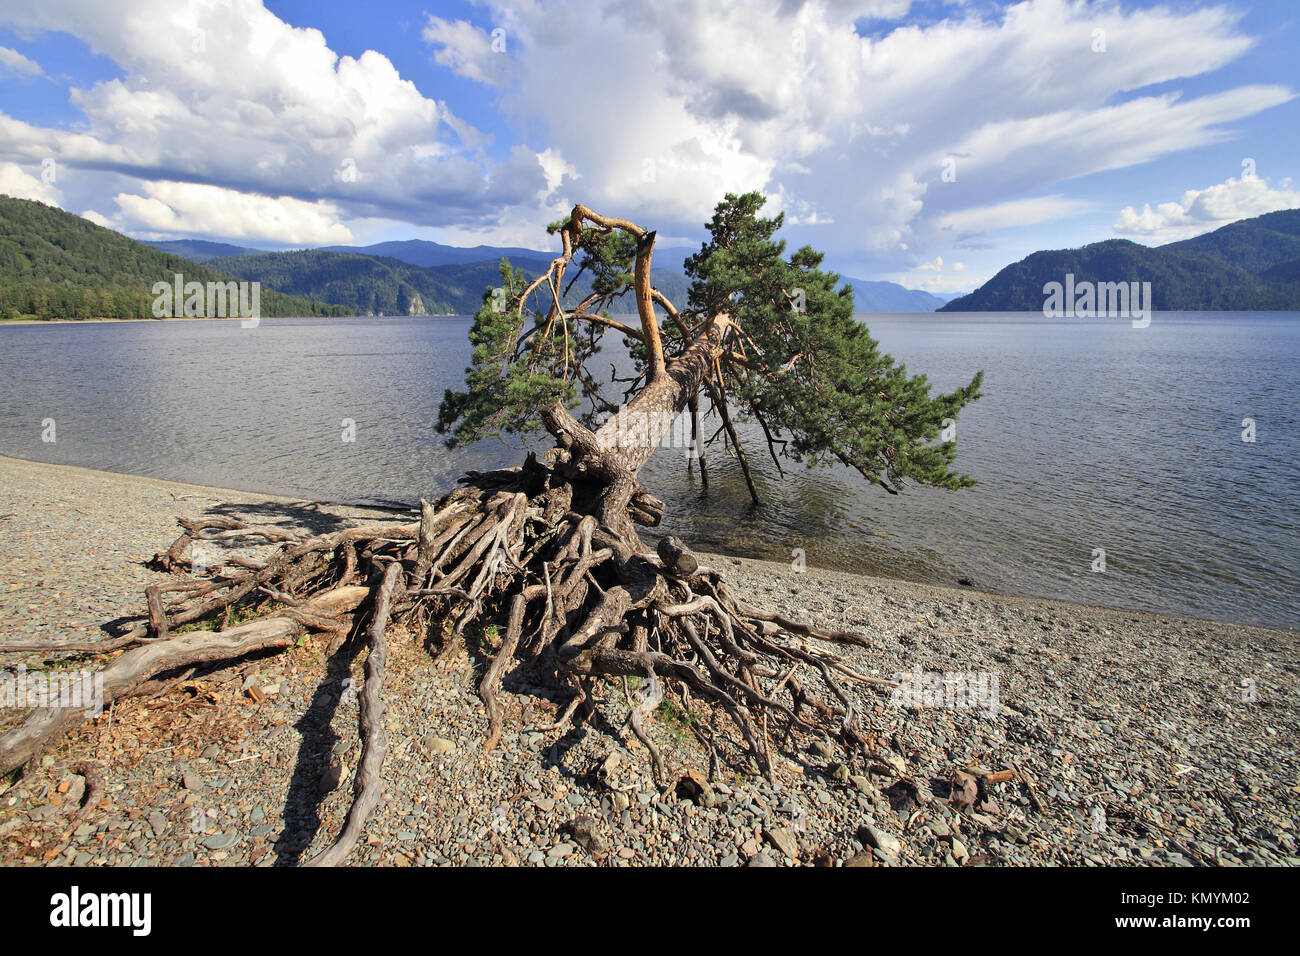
(898, 253), (968, 292)
(430, 0), (1290, 276)
(0, 0), (549, 238)
(422, 16), (510, 86)
(0, 161), (59, 204)
(0, 45), (42, 75)
(1115, 174), (1300, 244)
(0, 0), (1291, 267)
(938, 195), (1090, 236)
(107, 181), (353, 244)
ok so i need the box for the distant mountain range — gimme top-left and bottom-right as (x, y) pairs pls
(845, 280), (950, 312)
(195, 248), (691, 317)
(146, 236), (949, 315)
(0, 194), (951, 320)
(942, 208), (1300, 311)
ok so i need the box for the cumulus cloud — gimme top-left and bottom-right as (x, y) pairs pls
(0, 45), (42, 75)
(427, 0), (1290, 274)
(0, 161), (59, 204)
(0, 0), (549, 240)
(0, 0), (1291, 265)
(1115, 174), (1300, 244)
(108, 181), (354, 244)
(422, 16), (510, 86)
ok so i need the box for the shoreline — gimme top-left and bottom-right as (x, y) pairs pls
(0, 452), (1290, 636)
(1, 453), (1297, 867)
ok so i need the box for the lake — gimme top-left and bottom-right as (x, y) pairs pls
(0, 312), (1296, 629)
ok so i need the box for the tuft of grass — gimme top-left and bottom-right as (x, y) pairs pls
(654, 697), (697, 746)
(173, 600), (278, 635)
(471, 624), (500, 652)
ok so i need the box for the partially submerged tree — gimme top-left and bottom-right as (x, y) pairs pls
(0, 193), (981, 865)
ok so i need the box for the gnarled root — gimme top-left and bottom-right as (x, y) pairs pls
(0, 456), (889, 864)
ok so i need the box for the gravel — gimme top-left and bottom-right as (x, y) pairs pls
(1, 455), (1297, 867)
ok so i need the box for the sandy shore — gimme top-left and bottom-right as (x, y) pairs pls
(1, 454), (1296, 867)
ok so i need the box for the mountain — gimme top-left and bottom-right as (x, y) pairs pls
(318, 238), (701, 274)
(941, 208), (1300, 312)
(0, 196), (348, 320)
(317, 239), (555, 269)
(144, 238), (265, 261)
(26, 207), (951, 319)
(208, 248), (691, 316)
(844, 279), (949, 312)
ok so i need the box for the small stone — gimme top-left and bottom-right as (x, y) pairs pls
(147, 811), (167, 838)
(570, 815), (606, 854)
(843, 852), (875, 867)
(320, 754), (345, 793)
(677, 770), (715, 807)
(422, 735), (456, 755)
(764, 826), (798, 859)
(748, 851), (777, 867)
(612, 792), (631, 813)
(860, 823), (902, 863)
(181, 771), (205, 793)
(547, 842), (575, 859)
(203, 833), (238, 850)
(951, 838), (969, 861)
(882, 754), (907, 777)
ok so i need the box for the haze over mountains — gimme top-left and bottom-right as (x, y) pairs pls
(146, 236), (953, 315)
(941, 209), (1300, 312)
(7, 194), (1298, 321)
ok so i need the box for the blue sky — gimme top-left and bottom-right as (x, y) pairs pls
(0, 0), (1296, 294)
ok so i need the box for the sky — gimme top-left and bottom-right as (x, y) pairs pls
(0, 0), (1296, 295)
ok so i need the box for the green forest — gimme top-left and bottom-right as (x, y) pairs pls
(942, 208), (1300, 311)
(0, 196), (348, 320)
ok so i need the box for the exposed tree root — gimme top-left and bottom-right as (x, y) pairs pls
(0, 454), (890, 865)
(0, 197), (946, 865)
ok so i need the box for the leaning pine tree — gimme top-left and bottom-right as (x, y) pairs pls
(0, 193), (981, 865)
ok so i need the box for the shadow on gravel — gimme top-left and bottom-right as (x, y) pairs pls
(272, 611), (370, 867)
(201, 499), (401, 537)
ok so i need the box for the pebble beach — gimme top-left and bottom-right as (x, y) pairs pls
(1, 454), (1296, 867)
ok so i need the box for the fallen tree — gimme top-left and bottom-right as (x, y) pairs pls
(0, 193), (982, 865)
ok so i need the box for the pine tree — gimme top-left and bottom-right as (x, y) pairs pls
(1, 196), (985, 864)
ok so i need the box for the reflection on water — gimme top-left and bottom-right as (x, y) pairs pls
(0, 312), (1296, 629)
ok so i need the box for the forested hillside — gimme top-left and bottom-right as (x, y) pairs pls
(942, 209), (1300, 311)
(0, 197), (348, 320)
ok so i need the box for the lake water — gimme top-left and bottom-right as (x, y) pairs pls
(0, 312), (1296, 630)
